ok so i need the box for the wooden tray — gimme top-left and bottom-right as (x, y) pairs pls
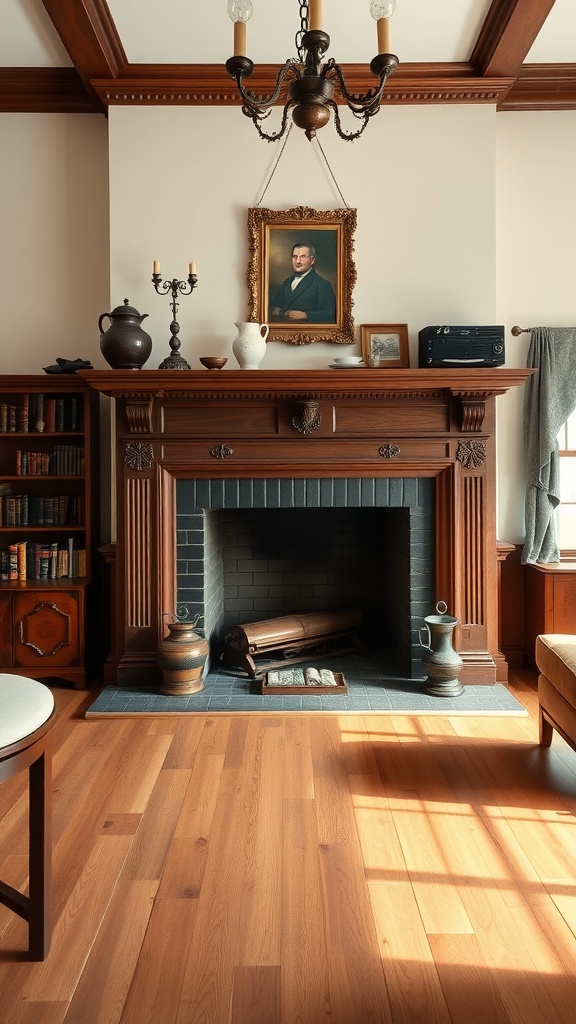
(261, 670), (348, 695)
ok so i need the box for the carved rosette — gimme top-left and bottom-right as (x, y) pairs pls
(209, 444), (233, 459)
(125, 442), (154, 471)
(291, 400), (322, 435)
(456, 439), (486, 468)
(378, 443), (401, 459)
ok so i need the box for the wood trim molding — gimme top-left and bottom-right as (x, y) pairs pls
(499, 64), (576, 110)
(90, 63), (515, 108)
(0, 69), (98, 114)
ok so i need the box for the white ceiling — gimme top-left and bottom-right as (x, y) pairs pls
(2, 0), (574, 70)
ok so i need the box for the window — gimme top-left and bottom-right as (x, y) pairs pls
(557, 408), (576, 557)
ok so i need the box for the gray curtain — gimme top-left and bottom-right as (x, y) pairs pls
(522, 327), (576, 564)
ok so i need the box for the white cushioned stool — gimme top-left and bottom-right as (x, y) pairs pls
(0, 673), (55, 960)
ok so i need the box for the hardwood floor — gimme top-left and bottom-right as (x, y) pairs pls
(2, 668), (576, 1023)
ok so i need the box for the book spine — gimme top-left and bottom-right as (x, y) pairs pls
(17, 540), (27, 581)
(35, 392), (45, 432)
(9, 543), (18, 580)
(18, 395), (29, 432)
(44, 398), (56, 433)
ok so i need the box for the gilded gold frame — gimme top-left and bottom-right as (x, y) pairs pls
(247, 206), (357, 345)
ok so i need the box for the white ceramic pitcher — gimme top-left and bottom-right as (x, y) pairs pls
(232, 321), (269, 370)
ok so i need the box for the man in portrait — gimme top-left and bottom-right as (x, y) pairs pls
(269, 241), (336, 324)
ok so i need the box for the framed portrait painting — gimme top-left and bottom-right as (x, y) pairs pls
(247, 206), (357, 345)
(360, 324), (410, 368)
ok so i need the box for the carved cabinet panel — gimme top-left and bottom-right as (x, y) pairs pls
(12, 590), (81, 669)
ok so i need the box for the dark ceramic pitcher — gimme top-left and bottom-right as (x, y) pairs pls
(98, 298), (152, 369)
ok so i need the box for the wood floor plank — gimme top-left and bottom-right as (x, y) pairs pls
(367, 879), (452, 1024)
(120, 899), (198, 1024)
(63, 880), (157, 1024)
(121, 768), (191, 880)
(280, 796), (332, 1024)
(427, 933), (512, 1024)
(230, 965), (281, 1024)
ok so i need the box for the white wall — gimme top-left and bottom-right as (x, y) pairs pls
(2, 103), (576, 543)
(0, 114), (110, 374)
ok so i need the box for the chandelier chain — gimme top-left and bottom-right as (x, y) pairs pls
(296, 1), (309, 62)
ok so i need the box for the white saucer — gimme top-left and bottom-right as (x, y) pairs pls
(329, 362), (366, 369)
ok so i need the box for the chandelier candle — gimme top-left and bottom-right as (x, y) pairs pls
(308, 0), (322, 31)
(371, 1), (395, 53)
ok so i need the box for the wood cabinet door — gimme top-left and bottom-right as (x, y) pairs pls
(13, 590), (80, 667)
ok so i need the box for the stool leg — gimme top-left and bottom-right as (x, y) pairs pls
(27, 736), (52, 960)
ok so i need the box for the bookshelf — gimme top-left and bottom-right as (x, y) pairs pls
(0, 375), (99, 688)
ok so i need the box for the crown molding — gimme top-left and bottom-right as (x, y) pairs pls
(91, 63), (515, 108)
(3, 61), (575, 114)
(499, 63), (576, 109)
(0, 68), (99, 113)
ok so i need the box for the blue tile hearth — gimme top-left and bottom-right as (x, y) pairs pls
(85, 654), (528, 717)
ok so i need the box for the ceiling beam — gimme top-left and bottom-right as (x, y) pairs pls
(40, 0), (127, 110)
(471, 0), (557, 77)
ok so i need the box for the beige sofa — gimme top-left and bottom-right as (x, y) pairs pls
(535, 634), (576, 752)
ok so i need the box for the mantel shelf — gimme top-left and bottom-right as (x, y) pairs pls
(80, 367), (534, 400)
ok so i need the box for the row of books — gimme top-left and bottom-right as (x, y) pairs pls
(0, 493), (85, 527)
(14, 446), (86, 476)
(1, 540), (87, 581)
(0, 394), (82, 433)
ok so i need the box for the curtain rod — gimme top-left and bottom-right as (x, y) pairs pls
(511, 326), (531, 335)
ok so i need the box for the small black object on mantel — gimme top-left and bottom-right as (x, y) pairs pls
(43, 358), (94, 374)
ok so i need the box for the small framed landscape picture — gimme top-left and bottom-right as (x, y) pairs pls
(361, 324), (409, 368)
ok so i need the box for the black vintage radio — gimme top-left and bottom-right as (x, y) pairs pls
(418, 325), (505, 368)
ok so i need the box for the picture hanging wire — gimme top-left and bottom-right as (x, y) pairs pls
(255, 125), (350, 209)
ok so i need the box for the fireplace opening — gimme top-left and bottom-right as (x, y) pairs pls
(176, 477), (435, 681)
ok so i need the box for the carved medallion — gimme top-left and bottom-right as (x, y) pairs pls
(209, 444), (234, 459)
(125, 442), (154, 471)
(291, 400), (322, 435)
(456, 439), (486, 468)
(378, 444), (401, 459)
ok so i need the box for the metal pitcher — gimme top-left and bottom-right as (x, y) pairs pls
(419, 600), (464, 697)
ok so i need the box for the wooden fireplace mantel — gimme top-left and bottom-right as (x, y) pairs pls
(82, 368), (533, 687)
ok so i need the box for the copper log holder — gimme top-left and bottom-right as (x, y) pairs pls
(222, 610), (363, 679)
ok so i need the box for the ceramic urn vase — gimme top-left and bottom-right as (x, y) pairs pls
(232, 321), (269, 369)
(156, 618), (209, 696)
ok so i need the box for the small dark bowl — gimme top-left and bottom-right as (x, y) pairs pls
(199, 357), (228, 370)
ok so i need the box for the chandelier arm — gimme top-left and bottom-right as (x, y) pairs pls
(233, 62), (300, 112)
(249, 101), (297, 143)
(328, 101), (371, 143)
(323, 60), (390, 115)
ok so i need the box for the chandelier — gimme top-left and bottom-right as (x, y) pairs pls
(225, 0), (399, 142)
